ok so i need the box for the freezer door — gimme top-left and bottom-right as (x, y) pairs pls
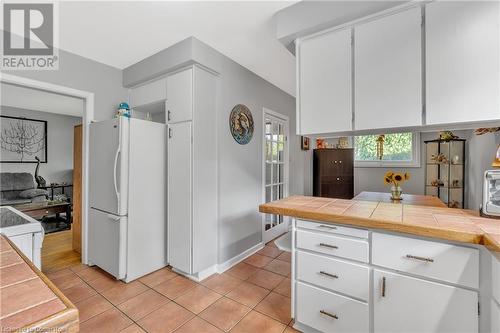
(89, 118), (128, 215)
(88, 208), (127, 279)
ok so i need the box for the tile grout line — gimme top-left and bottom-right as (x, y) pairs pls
(49, 260), (295, 333)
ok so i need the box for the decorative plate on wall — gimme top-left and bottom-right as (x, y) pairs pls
(229, 104), (254, 145)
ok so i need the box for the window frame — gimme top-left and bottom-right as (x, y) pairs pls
(354, 132), (421, 168)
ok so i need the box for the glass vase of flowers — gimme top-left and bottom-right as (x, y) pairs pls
(384, 171), (410, 201)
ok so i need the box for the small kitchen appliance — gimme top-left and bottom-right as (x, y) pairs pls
(482, 170), (500, 218)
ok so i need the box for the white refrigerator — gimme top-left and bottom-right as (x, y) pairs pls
(89, 117), (167, 282)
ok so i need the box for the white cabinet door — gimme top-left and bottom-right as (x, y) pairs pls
(167, 121), (192, 274)
(129, 78), (167, 109)
(9, 233), (33, 262)
(166, 69), (193, 123)
(355, 7), (422, 130)
(426, 1), (500, 124)
(298, 28), (352, 135)
(373, 269), (478, 333)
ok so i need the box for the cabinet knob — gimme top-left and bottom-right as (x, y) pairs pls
(168, 128), (172, 139)
(336, 177), (340, 181)
(339, 160), (342, 164)
(167, 110), (171, 121)
(382, 277), (386, 297)
(334, 160), (337, 164)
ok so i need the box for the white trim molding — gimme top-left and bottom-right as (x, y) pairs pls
(0, 73), (94, 265)
(216, 242), (264, 274)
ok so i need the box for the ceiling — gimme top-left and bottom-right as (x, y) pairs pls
(1, 83), (84, 117)
(58, 1), (297, 96)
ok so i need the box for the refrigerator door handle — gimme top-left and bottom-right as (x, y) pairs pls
(107, 214), (121, 222)
(113, 147), (121, 199)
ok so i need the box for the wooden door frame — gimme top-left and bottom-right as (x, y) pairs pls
(1, 74), (94, 264)
(262, 108), (290, 244)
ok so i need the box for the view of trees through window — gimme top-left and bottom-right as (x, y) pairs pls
(355, 132), (413, 161)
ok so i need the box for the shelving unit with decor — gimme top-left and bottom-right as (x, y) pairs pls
(424, 138), (466, 208)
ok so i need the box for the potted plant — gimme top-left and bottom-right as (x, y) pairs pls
(384, 171), (410, 201)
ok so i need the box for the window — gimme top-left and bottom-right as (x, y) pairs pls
(354, 132), (420, 167)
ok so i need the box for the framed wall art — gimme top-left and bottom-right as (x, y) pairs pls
(1, 115), (47, 163)
(301, 136), (310, 150)
(229, 104), (254, 145)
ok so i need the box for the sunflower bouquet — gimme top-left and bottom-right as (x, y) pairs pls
(384, 171), (410, 200)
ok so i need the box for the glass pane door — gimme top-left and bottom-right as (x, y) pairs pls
(263, 112), (288, 243)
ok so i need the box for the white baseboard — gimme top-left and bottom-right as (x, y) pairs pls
(173, 264), (218, 282)
(170, 242), (265, 281)
(216, 242), (264, 274)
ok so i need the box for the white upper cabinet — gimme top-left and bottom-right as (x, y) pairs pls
(426, 1), (500, 125)
(129, 78), (167, 109)
(166, 68), (193, 123)
(297, 28), (352, 135)
(355, 7), (422, 130)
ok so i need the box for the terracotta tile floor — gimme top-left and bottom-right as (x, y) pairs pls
(46, 242), (299, 333)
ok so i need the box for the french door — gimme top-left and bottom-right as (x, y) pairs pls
(262, 109), (289, 243)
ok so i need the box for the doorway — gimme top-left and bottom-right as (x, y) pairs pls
(1, 74), (94, 268)
(262, 109), (289, 244)
(0, 82), (85, 272)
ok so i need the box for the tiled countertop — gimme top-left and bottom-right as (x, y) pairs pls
(259, 195), (500, 252)
(0, 235), (79, 332)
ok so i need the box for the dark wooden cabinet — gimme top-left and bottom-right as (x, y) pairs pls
(313, 149), (354, 199)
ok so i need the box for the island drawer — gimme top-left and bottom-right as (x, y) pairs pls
(297, 219), (369, 239)
(296, 250), (369, 301)
(372, 232), (479, 289)
(296, 229), (369, 263)
(296, 282), (369, 333)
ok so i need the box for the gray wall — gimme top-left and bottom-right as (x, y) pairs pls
(309, 130), (498, 210)
(467, 131), (500, 210)
(124, 37), (304, 264)
(212, 47), (302, 264)
(0, 106), (82, 184)
(2, 48), (128, 121)
(353, 131), (469, 197)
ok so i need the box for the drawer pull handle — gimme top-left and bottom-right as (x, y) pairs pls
(405, 254), (434, 263)
(319, 271), (338, 279)
(320, 310), (338, 320)
(382, 277), (386, 297)
(319, 243), (338, 249)
(317, 225), (337, 230)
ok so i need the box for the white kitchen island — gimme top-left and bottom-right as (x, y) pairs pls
(260, 195), (500, 333)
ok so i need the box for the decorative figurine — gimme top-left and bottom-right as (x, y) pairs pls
(116, 102), (131, 118)
(34, 156), (46, 188)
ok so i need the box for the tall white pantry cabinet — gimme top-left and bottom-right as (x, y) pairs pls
(167, 66), (218, 279)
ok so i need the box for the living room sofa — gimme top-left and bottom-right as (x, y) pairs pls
(0, 173), (48, 206)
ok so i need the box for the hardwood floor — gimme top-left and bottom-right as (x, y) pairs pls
(42, 228), (81, 273)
